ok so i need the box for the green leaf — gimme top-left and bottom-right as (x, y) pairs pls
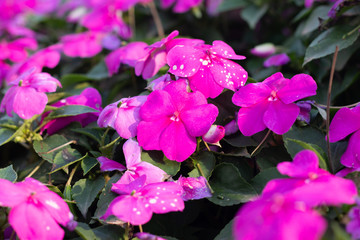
(92, 225), (125, 240)
(0, 128), (16, 146)
(214, 217), (236, 240)
(50, 151), (86, 174)
(217, 0), (249, 13)
(189, 152), (216, 179)
(86, 61), (109, 80)
(46, 105), (99, 119)
(75, 222), (98, 240)
(141, 151), (180, 176)
(72, 177), (105, 217)
(61, 74), (93, 89)
(331, 221), (352, 240)
(208, 163), (257, 206)
(0, 165), (17, 182)
(240, 4), (268, 29)
(94, 174), (121, 219)
(72, 128), (105, 144)
(250, 167), (284, 194)
(81, 156), (99, 175)
(304, 25), (360, 65)
(33, 134), (71, 162)
(300, 6), (331, 35)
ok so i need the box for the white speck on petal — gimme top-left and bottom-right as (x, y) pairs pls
(173, 65), (177, 70)
(180, 64), (184, 70)
(161, 200), (165, 204)
(45, 200), (60, 209)
(149, 199), (157, 204)
(133, 208), (137, 212)
(202, 60), (209, 66)
(136, 211), (141, 215)
(46, 226), (50, 231)
(162, 207), (166, 210)
(170, 203), (176, 207)
(174, 199), (178, 202)
(243, 74), (246, 78)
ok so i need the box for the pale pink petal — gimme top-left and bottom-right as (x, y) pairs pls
(97, 156), (126, 172)
(237, 100), (269, 136)
(264, 53), (290, 67)
(181, 104), (218, 137)
(177, 176), (212, 200)
(141, 50), (167, 79)
(123, 138), (142, 167)
(135, 162), (167, 184)
(250, 43), (276, 58)
(262, 72), (287, 91)
(0, 179), (28, 207)
(167, 45), (203, 77)
(232, 83), (272, 107)
(12, 87), (48, 119)
(202, 125), (225, 145)
(137, 118), (171, 151)
(277, 74), (317, 104)
(329, 107), (360, 142)
(27, 72), (61, 92)
(263, 101), (299, 135)
(114, 107), (140, 139)
(111, 175), (146, 195)
(211, 40), (246, 60)
(159, 121), (197, 162)
(61, 31), (104, 58)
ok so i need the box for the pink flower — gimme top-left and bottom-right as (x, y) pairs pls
(176, 176), (212, 201)
(263, 53), (290, 67)
(61, 31), (105, 58)
(137, 80), (218, 162)
(0, 178), (75, 240)
(262, 150), (357, 207)
(102, 175), (184, 225)
(233, 193), (326, 240)
(97, 156), (126, 172)
(0, 68), (61, 119)
(232, 72), (317, 136)
(135, 232), (167, 240)
(105, 42), (148, 76)
(161, 0), (203, 13)
(40, 88), (102, 135)
(250, 43), (276, 58)
(167, 40), (247, 98)
(0, 37), (37, 62)
(202, 124), (225, 146)
(114, 138), (167, 185)
(347, 199), (360, 239)
(328, 105), (360, 173)
(146, 73), (177, 91)
(97, 95), (147, 139)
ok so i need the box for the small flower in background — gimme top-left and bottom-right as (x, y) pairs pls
(103, 138), (167, 185)
(40, 87), (102, 135)
(167, 40), (247, 98)
(0, 178), (75, 240)
(97, 156), (126, 172)
(250, 43), (276, 58)
(224, 119), (238, 136)
(137, 80), (218, 162)
(296, 100), (314, 124)
(232, 72), (317, 136)
(102, 175), (184, 225)
(160, 0), (203, 13)
(97, 95), (148, 139)
(263, 53), (290, 68)
(206, 0), (224, 16)
(135, 232), (167, 240)
(347, 198), (360, 239)
(176, 176), (212, 201)
(0, 37), (38, 63)
(202, 124), (225, 146)
(0, 67), (62, 119)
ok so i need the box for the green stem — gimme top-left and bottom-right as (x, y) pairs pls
(26, 159), (45, 178)
(250, 129), (271, 157)
(196, 163), (214, 194)
(100, 128), (110, 147)
(343, 24), (360, 39)
(314, 101), (360, 109)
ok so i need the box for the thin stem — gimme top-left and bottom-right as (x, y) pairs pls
(314, 101), (360, 109)
(250, 129), (271, 157)
(100, 128), (110, 147)
(139, 224), (143, 233)
(38, 140), (77, 154)
(129, 7), (136, 39)
(148, 1), (164, 38)
(66, 162), (80, 186)
(124, 222), (130, 240)
(343, 24), (360, 39)
(26, 159), (45, 178)
(326, 46), (339, 173)
(196, 163), (214, 194)
(203, 141), (211, 152)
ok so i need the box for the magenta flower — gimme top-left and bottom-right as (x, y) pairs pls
(250, 43), (276, 58)
(0, 178), (75, 240)
(233, 193), (326, 240)
(137, 80), (218, 162)
(328, 105), (360, 173)
(263, 53), (290, 67)
(113, 138), (167, 185)
(102, 175), (184, 225)
(202, 124), (225, 146)
(97, 95), (147, 139)
(146, 73), (177, 91)
(40, 88), (102, 135)
(0, 68), (61, 119)
(61, 31), (105, 58)
(97, 156), (126, 172)
(167, 40), (247, 98)
(161, 0), (203, 13)
(135, 232), (166, 240)
(176, 176), (212, 201)
(0, 37), (37, 62)
(262, 150), (357, 207)
(0, 61), (11, 84)
(105, 42), (148, 76)
(232, 72), (317, 136)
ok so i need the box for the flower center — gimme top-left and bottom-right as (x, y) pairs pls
(170, 111), (180, 122)
(268, 90), (278, 101)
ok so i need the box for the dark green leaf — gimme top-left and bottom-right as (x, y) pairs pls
(0, 165), (17, 182)
(217, 0), (249, 13)
(33, 134), (71, 162)
(250, 167), (284, 194)
(208, 163), (257, 206)
(0, 128), (16, 146)
(72, 128), (105, 144)
(86, 61), (109, 80)
(214, 217), (236, 240)
(47, 105), (99, 119)
(304, 25), (360, 65)
(81, 156), (99, 175)
(189, 152), (216, 179)
(72, 177), (105, 217)
(141, 151), (180, 176)
(75, 222), (98, 240)
(240, 4), (268, 29)
(61, 74), (93, 88)
(300, 6), (331, 35)
(50, 150), (85, 173)
(93, 225), (125, 240)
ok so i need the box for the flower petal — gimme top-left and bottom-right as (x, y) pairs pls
(237, 101), (269, 136)
(123, 138), (142, 167)
(167, 45), (203, 78)
(188, 65), (224, 98)
(0, 179), (28, 207)
(211, 40), (246, 60)
(341, 130), (360, 168)
(97, 156), (126, 172)
(140, 90), (175, 122)
(264, 101), (299, 135)
(277, 150), (319, 178)
(232, 82), (272, 107)
(137, 118), (171, 151)
(329, 106), (360, 142)
(13, 87), (48, 119)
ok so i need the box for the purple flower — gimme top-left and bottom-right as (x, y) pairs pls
(250, 43), (276, 58)
(263, 53), (290, 68)
(0, 68), (61, 119)
(137, 80), (218, 162)
(97, 95), (148, 139)
(102, 175), (184, 225)
(232, 72), (317, 136)
(167, 40), (247, 98)
(97, 156), (126, 172)
(161, 0), (203, 13)
(176, 176), (212, 201)
(0, 178), (75, 240)
(233, 193), (327, 240)
(40, 88), (102, 135)
(202, 124), (225, 146)
(296, 100), (313, 124)
(262, 150), (358, 207)
(347, 198), (360, 239)
(135, 232), (167, 240)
